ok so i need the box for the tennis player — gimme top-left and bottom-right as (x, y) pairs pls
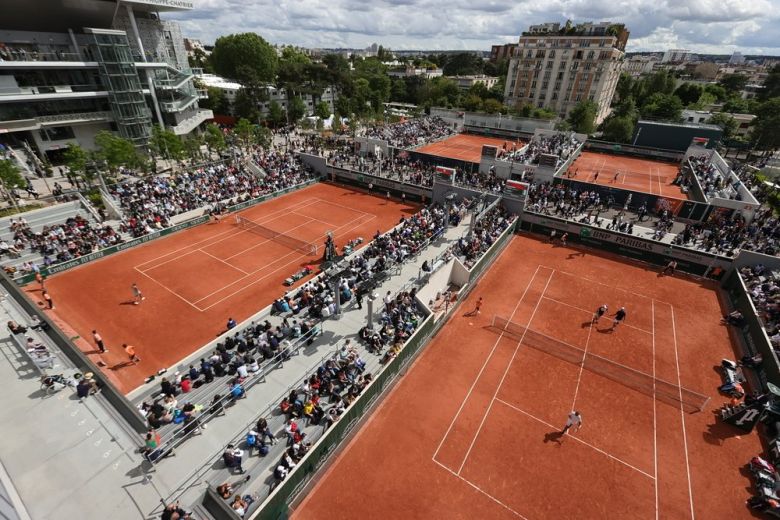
(561, 411), (582, 435)
(131, 283), (145, 305)
(592, 304), (608, 324)
(611, 307), (627, 330)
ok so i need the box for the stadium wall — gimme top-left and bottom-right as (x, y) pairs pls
(519, 211), (731, 276)
(631, 121), (722, 152)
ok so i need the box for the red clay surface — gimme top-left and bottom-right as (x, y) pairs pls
(293, 234), (761, 520)
(31, 183), (418, 394)
(568, 150), (687, 199)
(416, 133), (525, 164)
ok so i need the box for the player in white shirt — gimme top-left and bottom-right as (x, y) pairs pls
(561, 411), (583, 435)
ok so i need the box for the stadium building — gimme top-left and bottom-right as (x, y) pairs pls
(0, 0), (212, 159)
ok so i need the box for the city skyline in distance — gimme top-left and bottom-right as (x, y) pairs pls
(169, 0), (780, 55)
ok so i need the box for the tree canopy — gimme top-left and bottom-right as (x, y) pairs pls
(211, 33), (278, 85)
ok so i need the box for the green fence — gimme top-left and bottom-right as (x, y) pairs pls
(253, 314), (436, 520)
(722, 269), (780, 387)
(15, 180), (318, 286)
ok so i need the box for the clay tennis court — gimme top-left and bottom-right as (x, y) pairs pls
(568, 151), (686, 199)
(294, 234), (760, 519)
(416, 133), (525, 164)
(31, 183), (418, 394)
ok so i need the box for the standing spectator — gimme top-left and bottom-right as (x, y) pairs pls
(93, 329), (108, 353)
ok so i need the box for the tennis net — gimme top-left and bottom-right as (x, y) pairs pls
(235, 216), (319, 256)
(489, 315), (710, 413)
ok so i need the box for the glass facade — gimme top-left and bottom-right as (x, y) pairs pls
(90, 32), (151, 143)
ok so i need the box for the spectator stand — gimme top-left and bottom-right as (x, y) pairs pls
(0, 294), (59, 377)
(0, 200), (119, 276)
(204, 286), (434, 520)
(140, 323), (327, 467)
(723, 252), (780, 390)
(683, 143), (760, 219)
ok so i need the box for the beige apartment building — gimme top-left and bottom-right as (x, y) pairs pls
(504, 22), (629, 125)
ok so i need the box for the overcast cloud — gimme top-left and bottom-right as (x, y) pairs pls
(169, 0), (780, 54)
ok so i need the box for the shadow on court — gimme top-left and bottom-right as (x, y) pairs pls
(543, 430), (564, 445)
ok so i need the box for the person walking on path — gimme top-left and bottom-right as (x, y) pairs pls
(592, 304), (608, 324)
(93, 330), (108, 353)
(131, 283), (145, 305)
(561, 411), (582, 435)
(611, 307), (627, 331)
(124, 343), (140, 364)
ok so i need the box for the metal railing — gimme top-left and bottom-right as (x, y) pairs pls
(146, 322), (326, 465)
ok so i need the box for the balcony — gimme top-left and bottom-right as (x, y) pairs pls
(159, 94), (199, 113)
(170, 109), (213, 135)
(0, 111), (112, 133)
(0, 84), (109, 102)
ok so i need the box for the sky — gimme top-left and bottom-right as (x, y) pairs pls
(168, 0), (780, 55)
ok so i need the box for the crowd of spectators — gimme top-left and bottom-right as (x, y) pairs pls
(739, 264), (780, 353)
(4, 214), (124, 265)
(688, 154), (741, 200)
(110, 153), (314, 237)
(327, 144), (506, 192)
(505, 132), (582, 168)
(454, 205), (514, 268)
(361, 116), (455, 148)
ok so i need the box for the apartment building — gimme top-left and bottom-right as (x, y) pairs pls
(504, 21), (629, 125)
(662, 49), (691, 63)
(490, 43), (518, 63)
(0, 0), (212, 161)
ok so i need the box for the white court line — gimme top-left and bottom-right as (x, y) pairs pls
(540, 265), (675, 307)
(657, 166), (663, 195)
(456, 270), (555, 475)
(133, 267), (203, 312)
(432, 265), (545, 463)
(541, 296), (653, 335)
(651, 301), (659, 520)
(495, 398), (656, 480)
(431, 458), (528, 519)
(197, 212), (375, 310)
(670, 305), (695, 519)
(199, 249), (249, 275)
(135, 198), (320, 271)
(311, 197), (373, 218)
(291, 211), (338, 227)
(570, 309), (594, 411)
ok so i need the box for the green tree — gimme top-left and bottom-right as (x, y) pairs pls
(442, 52), (483, 76)
(703, 83), (728, 102)
(288, 97), (307, 122)
(314, 101), (331, 120)
(463, 94), (483, 112)
(267, 101), (285, 127)
(94, 131), (141, 172)
(722, 96), (760, 114)
(674, 83), (704, 106)
(750, 98), (780, 151)
(707, 113), (738, 140)
(613, 97), (639, 119)
(567, 100), (599, 134)
(615, 73), (635, 102)
(640, 93), (683, 121)
(204, 123), (226, 153)
(760, 64), (780, 100)
(188, 47), (212, 73)
(532, 107), (558, 120)
(233, 88), (260, 121)
(689, 92), (717, 110)
(601, 116), (635, 143)
(0, 159), (25, 192)
(63, 143), (90, 185)
(234, 118), (254, 147)
(211, 33), (278, 84)
(148, 125), (184, 160)
(718, 73), (748, 94)
(201, 87), (230, 115)
(482, 98), (504, 114)
(183, 134), (203, 161)
(253, 126), (272, 149)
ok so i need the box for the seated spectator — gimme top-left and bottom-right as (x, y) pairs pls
(222, 444), (244, 473)
(7, 320), (27, 334)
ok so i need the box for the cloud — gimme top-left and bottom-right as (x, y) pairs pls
(168, 0), (780, 54)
